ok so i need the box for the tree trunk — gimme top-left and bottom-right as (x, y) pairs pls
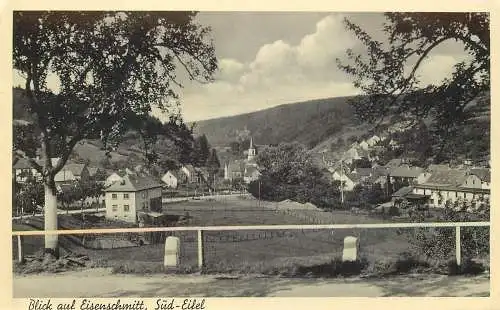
(44, 181), (59, 259)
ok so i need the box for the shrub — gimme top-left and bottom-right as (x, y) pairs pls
(406, 208), (489, 262)
(447, 258), (486, 276)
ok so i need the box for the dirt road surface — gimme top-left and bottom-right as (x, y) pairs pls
(13, 268), (489, 297)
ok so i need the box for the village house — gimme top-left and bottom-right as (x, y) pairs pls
(384, 158), (405, 169)
(351, 167), (373, 182)
(464, 168), (490, 190)
(366, 135), (381, 146)
(181, 164), (197, 183)
(224, 137), (260, 183)
(427, 164), (450, 172)
(195, 167), (210, 184)
(391, 186), (414, 207)
(416, 171), (432, 184)
(413, 168), (490, 208)
(104, 174), (163, 223)
(224, 160), (245, 180)
(13, 157), (60, 183)
(389, 165), (423, 185)
(161, 170), (180, 188)
(332, 171), (358, 191)
(358, 140), (370, 151)
(343, 147), (361, 165)
(54, 163), (89, 185)
(105, 172), (124, 188)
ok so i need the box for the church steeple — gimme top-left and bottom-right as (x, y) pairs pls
(247, 137), (256, 161)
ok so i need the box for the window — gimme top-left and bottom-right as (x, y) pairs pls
(124, 205), (130, 212)
(112, 205), (118, 212)
(112, 193), (117, 200)
(124, 193), (129, 199)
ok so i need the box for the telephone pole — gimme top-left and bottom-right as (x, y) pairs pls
(340, 159), (344, 206)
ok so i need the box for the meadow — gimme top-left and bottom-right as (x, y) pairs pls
(12, 197), (484, 275)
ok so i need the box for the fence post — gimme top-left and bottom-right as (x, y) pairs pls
(455, 226), (461, 266)
(17, 235), (24, 263)
(197, 229), (205, 270)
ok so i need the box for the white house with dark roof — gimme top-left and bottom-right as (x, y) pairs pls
(13, 157), (60, 183)
(413, 168), (490, 208)
(466, 168), (490, 190)
(332, 171), (358, 191)
(181, 164), (197, 183)
(54, 163), (89, 184)
(104, 174), (163, 223)
(161, 170), (180, 188)
(389, 165), (423, 185)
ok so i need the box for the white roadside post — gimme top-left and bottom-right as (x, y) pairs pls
(198, 229), (205, 270)
(342, 236), (359, 262)
(164, 236), (180, 270)
(456, 226), (461, 266)
(17, 235), (23, 263)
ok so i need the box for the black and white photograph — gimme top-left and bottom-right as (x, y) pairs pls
(10, 10), (491, 299)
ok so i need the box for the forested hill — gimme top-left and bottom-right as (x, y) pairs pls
(192, 96), (368, 147)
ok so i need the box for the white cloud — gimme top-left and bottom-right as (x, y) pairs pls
(215, 58), (246, 82)
(178, 14), (360, 122)
(415, 54), (471, 86)
(296, 14), (354, 68)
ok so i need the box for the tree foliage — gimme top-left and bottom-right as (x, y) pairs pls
(248, 142), (339, 208)
(206, 148), (221, 179)
(192, 134), (210, 166)
(14, 11), (217, 181)
(337, 13), (489, 145)
(13, 11), (218, 254)
(14, 177), (44, 215)
(404, 204), (489, 261)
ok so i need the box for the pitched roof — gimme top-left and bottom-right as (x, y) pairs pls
(164, 170), (181, 179)
(469, 168), (490, 182)
(13, 158), (31, 169)
(346, 173), (361, 182)
(353, 168), (373, 177)
(62, 163), (87, 176)
(390, 166), (423, 178)
(421, 169), (467, 187)
(427, 164), (450, 172)
(104, 174), (163, 192)
(13, 157), (60, 169)
(373, 166), (390, 177)
(392, 186), (414, 198)
(384, 158), (403, 168)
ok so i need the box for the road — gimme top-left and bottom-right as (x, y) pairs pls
(13, 268), (489, 297)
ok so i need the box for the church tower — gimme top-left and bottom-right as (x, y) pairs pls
(247, 137), (256, 161)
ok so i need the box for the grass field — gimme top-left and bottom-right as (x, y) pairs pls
(12, 197), (482, 275)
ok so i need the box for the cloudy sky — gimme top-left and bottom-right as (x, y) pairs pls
(12, 12), (471, 122)
(173, 12), (470, 122)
